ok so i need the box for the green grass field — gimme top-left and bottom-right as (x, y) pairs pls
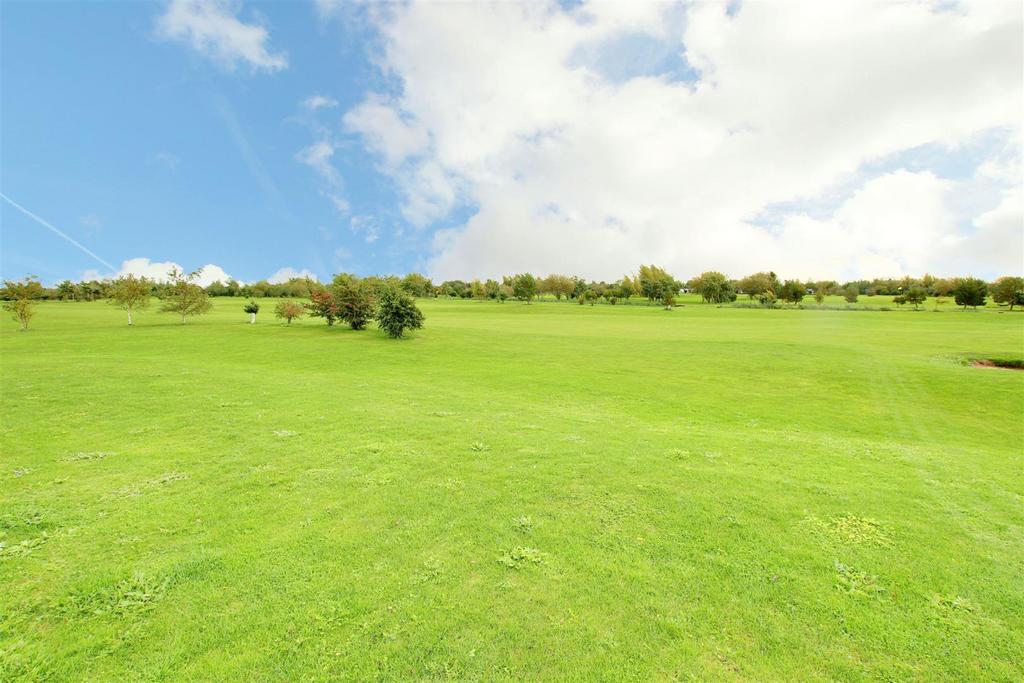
(2, 298), (1022, 680)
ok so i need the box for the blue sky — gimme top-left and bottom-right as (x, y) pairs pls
(2, 1), (422, 284)
(2, 1), (1021, 285)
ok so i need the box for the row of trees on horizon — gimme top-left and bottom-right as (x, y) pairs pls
(3, 267), (1022, 332)
(9, 267), (1024, 307)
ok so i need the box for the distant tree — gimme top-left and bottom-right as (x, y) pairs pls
(1, 277), (43, 330)
(377, 287), (424, 338)
(843, 285), (859, 304)
(617, 276), (637, 303)
(305, 290), (340, 326)
(904, 287), (927, 310)
(893, 294), (906, 308)
(56, 280), (76, 301)
(932, 278), (954, 298)
(275, 301), (304, 325)
(814, 290), (826, 305)
(738, 272), (778, 299)
(757, 290), (777, 307)
(108, 274), (152, 325)
(332, 274), (376, 330)
(541, 274), (575, 300)
(243, 300), (260, 323)
(205, 280), (229, 297)
(497, 285), (512, 302)
(777, 280), (803, 305)
(512, 273), (537, 302)
(470, 279), (486, 299)
(401, 272), (434, 298)
(693, 271), (736, 304)
(439, 280), (469, 298)
(160, 268), (212, 324)
(991, 276), (1024, 311)
(483, 279), (500, 300)
(638, 265), (682, 304)
(933, 296), (947, 311)
(952, 277), (988, 310)
(584, 289), (598, 306)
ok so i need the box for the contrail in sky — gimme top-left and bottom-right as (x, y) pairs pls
(0, 192), (117, 272)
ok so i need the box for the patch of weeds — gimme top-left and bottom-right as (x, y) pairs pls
(56, 571), (170, 619)
(429, 411), (458, 417)
(929, 594), (980, 628)
(414, 558), (443, 584)
(512, 516), (534, 533)
(470, 441), (489, 452)
(10, 468), (33, 478)
(359, 474), (393, 487)
(438, 477), (463, 491)
(114, 472), (188, 498)
(564, 434), (584, 443)
(272, 430), (298, 438)
(497, 546), (545, 569)
(805, 514), (891, 547)
(0, 510), (54, 559)
(834, 561), (886, 598)
(0, 533), (50, 559)
(62, 451), (116, 462)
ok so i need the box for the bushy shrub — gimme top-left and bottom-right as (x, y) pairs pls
(377, 288), (424, 338)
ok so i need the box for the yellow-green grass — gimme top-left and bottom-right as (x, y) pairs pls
(2, 298), (1022, 680)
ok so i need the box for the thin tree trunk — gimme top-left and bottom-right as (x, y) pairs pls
(181, 313), (187, 324)
(127, 309), (133, 325)
(250, 313), (256, 323)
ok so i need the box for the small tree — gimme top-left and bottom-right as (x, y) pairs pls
(757, 290), (777, 307)
(377, 287), (424, 338)
(904, 287), (927, 310)
(780, 280), (805, 305)
(497, 285), (511, 303)
(2, 277), (44, 331)
(305, 290), (340, 325)
(108, 274), (151, 325)
(952, 277), (987, 310)
(843, 286), (859, 304)
(693, 271), (735, 304)
(160, 268), (212, 324)
(512, 273), (537, 303)
(244, 301), (260, 323)
(275, 301), (304, 324)
(991, 276), (1024, 311)
(332, 274), (376, 330)
(56, 280), (76, 300)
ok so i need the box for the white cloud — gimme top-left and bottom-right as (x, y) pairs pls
(156, 0), (287, 73)
(296, 140), (342, 187)
(82, 258), (239, 287)
(296, 139), (349, 215)
(268, 267), (319, 284)
(349, 215), (380, 243)
(151, 151), (180, 171)
(346, 0), (1023, 280)
(302, 95), (338, 110)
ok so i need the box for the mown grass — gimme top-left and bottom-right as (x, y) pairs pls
(1, 298), (1022, 680)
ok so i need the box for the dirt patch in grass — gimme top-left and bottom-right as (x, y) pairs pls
(971, 358), (1024, 371)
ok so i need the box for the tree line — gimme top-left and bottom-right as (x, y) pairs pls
(1, 269), (424, 337)
(3, 267), (1021, 332)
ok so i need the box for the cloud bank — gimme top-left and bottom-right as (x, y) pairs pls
(345, 0), (1023, 281)
(156, 0), (287, 73)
